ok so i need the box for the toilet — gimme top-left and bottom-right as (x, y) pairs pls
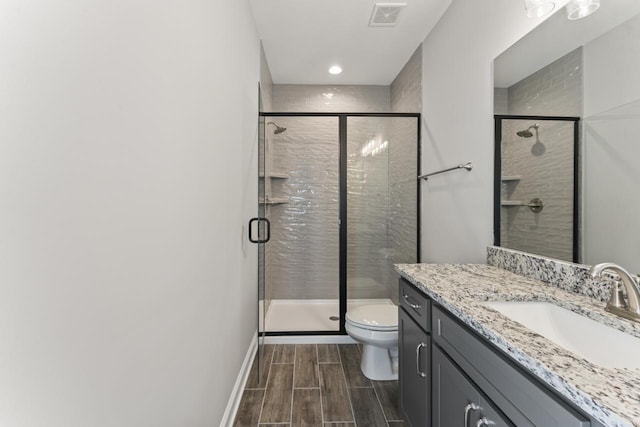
(345, 304), (399, 381)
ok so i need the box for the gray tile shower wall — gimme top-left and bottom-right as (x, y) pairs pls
(346, 117), (392, 300)
(267, 80), (420, 302)
(259, 43), (273, 112)
(507, 47), (582, 117)
(389, 45), (422, 303)
(487, 245), (611, 303)
(390, 46), (422, 114)
(500, 119), (575, 261)
(272, 85), (390, 113)
(499, 48), (582, 262)
(268, 85), (390, 300)
(267, 117), (340, 300)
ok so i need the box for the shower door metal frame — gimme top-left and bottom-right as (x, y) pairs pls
(494, 114), (580, 263)
(259, 112), (421, 336)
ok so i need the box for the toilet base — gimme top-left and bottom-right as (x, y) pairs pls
(360, 344), (398, 381)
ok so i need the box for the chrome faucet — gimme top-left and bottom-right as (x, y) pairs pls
(591, 263), (640, 323)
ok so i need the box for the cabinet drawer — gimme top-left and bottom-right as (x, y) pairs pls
(399, 278), (430, 331)
(432, 305), (590, 427)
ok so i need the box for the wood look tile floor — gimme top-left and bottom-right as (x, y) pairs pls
(233, 344), (405, 427)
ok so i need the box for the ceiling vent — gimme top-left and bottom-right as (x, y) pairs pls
(369, 3), (407, 27)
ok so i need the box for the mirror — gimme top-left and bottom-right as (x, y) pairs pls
(494, 2), (640, 273)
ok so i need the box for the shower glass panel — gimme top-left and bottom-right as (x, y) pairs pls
(263, 116), (340, 332)
(346, 116), (419, 306)
(496, 116), (578, 262)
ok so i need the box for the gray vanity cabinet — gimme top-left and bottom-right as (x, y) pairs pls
(432, 305), (591, 427)
(398, 278), (431, 427)
(397, 278), (603, 427)
(433, 345), (513, 427)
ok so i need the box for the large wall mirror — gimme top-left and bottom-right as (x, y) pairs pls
(493, 1), (640, 273)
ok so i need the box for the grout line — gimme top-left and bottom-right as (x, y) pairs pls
(289, 345), (296, 425)
(370, 381), (391, 426)
(337, 345), (358, 426)
(316, 344), (325, 426)
(256, 346), (274, 426)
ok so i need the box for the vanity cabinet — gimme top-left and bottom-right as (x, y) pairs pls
(433, 345), (513, 427)
(398, 277), (601, 427)
(398, 278), (431, 427)
(432, 305), (591, 427)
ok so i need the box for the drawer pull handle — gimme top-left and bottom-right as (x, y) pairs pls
(476, 417), (493, 427)
(464, 403), (480, 427)
(415, 342), (427, 378)
(403, 292), (422, 310)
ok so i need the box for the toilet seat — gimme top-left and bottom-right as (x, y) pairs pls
(346, 304), (398, 331)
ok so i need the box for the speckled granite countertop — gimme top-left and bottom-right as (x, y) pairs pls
(395, 263), (640, 427)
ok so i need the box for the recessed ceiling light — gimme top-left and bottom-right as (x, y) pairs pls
(329, 65), (342, 75)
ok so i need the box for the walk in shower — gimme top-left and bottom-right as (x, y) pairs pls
(255, 113), (419, 335)
(494, 115), (579, 262)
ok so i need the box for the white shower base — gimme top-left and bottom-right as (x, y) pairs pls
(264, 298), (394, 332)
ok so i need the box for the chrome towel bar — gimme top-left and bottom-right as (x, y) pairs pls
(418, 162), (473, 180)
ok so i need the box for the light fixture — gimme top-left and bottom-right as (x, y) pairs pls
(566, 0), (600, 20)
(328, 65), (342, 75)
(524, 0), (555, 18)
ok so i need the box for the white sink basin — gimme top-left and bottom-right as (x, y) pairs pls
(483, 301), (640, 369)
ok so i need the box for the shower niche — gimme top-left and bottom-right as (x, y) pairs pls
(258, 113), (419, 335)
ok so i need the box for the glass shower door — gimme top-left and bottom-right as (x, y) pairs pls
(262, 116), (341, 332)
(346, 116), (419, 307)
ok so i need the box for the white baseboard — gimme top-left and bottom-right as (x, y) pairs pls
(264, 335), (357, 345)
(219, 333), (257, 427)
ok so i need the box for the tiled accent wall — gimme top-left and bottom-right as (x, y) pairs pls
(266, 117), (340, 300)
(268, 85), (390, 300)
(507, 47), (582, 117)
(487, 246), (611, 303)
(388, 46), (422, 303)
(347, 117), (392, 300)
(268, 83), (419, 301)
(260, 43), (273, 112)
(500, 119), (575, 261)
(390, 46), (422, 113)
(272, 85), (390, 113)
(499, 48), (582, 262)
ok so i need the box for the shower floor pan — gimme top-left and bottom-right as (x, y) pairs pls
(264, 298), (394, 332)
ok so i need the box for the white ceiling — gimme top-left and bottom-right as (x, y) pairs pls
(249, 0), (453, 85)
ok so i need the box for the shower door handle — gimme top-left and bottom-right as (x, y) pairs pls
(248, 218), (271, 243)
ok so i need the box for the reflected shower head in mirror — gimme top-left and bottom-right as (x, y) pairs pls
(516, 123), (539, 138)
(267, 121), (287, 134)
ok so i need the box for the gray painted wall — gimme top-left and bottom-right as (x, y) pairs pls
(0, 0), (260, 425)
(583, 13), (640, 272)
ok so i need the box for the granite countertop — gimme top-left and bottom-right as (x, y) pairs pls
(395, 263), (640, 427)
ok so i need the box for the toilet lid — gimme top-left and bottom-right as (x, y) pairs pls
(346, 304), (398, 331)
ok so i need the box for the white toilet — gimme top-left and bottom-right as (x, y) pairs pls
(345, 304), (399, 381)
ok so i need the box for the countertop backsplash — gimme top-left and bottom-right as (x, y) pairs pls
(487, 245), (612, 303)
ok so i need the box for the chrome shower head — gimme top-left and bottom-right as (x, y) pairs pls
(516, 124), (539, 138)
(267, 121), (287, 134)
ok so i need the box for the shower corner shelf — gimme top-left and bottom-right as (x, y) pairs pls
(501, 200), (522, 206)
(259, 171), (289, 179)
(260, 197), (289, 205)
(501, 175), (522, 181)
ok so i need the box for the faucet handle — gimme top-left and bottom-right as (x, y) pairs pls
(607, 280), (628, 311)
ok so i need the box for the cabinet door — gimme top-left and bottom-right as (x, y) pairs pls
(433, 346), (514, 427)
(399, 308), (430, 427)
